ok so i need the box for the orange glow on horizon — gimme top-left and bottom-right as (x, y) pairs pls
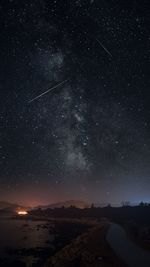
(17, 210), (28, 215)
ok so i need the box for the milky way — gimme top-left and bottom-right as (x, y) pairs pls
(0, 0), (150, 205)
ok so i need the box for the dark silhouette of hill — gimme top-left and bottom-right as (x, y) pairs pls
(0, 201), (30, 213)
(36, 200), (90, 209)
(30, 204), (150, 225)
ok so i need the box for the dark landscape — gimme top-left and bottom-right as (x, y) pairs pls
(1, 0), (150, 266)
(0, 202), (150, 266)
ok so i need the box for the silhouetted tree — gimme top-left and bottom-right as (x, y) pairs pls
(121, 201), (130, 207)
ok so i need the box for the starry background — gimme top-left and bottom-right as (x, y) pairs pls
(0, 0), (150, 206)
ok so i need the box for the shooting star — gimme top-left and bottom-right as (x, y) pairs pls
(28, 79), (69, 103)
(96, 38), (113, 58)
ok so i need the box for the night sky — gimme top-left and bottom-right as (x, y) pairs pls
(1, 0), (150, 206)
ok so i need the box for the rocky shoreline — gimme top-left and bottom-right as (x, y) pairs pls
(44, 223), (126, 267)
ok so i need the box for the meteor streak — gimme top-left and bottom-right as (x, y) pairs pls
(96, 38), (113, 58)
(28, 79), (68, 103)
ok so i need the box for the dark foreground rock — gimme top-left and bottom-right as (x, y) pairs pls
(44, 223), (126, 267)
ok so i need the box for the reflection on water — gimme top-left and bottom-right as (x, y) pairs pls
(0, 216), (54, 266)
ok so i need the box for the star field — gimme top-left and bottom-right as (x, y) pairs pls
(0, 0), (150, 205)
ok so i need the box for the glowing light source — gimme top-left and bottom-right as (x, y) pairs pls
(17, 211), (28, 215)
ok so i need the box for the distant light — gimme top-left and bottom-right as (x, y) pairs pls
(18, 211), (28, 215)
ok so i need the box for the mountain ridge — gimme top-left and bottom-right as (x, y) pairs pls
(36, 200), (90, 209)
